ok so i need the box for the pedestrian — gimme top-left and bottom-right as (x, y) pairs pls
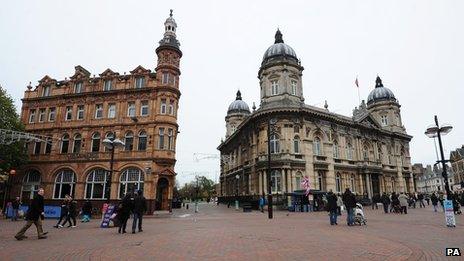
(371, 194), (379, 210)
(11, 197), (21, 221)
(15, 188), (48, 240)
(398, 192), (408, 214)
(425, 194), (430, 205)
(259, 195), (265, 213)
(342, 188), (356, 226)
(55, 196), (69, 228)
(62, 198), (77, 228)
(418, 193), (425, 208)
(431, 193), (439, 212)
(326, 190), (338, 225)
(381, 192), (391, 214)
(391, 192), (400, 213)
(81, 200), (92, 222)
(438, 193), (445, 212)
(132, 190), (147, 233)
(336, 193), (343, 216)
(118, 193), (132, 234)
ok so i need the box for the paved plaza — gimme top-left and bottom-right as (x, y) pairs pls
(1, 203), (463, 260)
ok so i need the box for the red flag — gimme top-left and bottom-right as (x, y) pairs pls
(355, 77), (359, 88)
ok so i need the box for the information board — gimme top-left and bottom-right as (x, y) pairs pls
(100, 204), (116, 228)
(444, 199), (456, 227)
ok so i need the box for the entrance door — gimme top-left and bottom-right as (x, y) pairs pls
(371, 174), (380, 196)
(156, 178), (169, 210)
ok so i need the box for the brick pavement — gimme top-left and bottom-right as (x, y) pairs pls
(0, 203), (463, 260)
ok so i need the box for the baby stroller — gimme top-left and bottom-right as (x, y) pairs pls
(353, 203), (367, 225)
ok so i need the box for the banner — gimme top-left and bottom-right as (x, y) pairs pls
(100, 204), (116, 228)
(6, 205), (61, 219)
(444, 199), (456, 227)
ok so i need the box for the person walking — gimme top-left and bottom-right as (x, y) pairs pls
(81, 200), (92, 222)
(62, 198), (77, 228)
(431, 193), (439, 212)
(132, 190), (147, 233)
(398, 193), (409, 214)
(15, 188), (47, 240)
(438, 193), (445, 212)
(418, 193), (425, 208)
(336, 193), (343, 216)
(342, 188), (356, 226)
(381, 193), (391, 214)
(327, 190), (338, 225)
(259, 195), (265, 213)
(55, 196), (69, 228)
(11, 197), (21, 221)
(118, 193), (132, 234)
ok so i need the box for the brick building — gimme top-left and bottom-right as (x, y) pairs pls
(10, 11), (182, 212)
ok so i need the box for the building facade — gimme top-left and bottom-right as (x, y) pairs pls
(218, 30), (413, 204)
(11, 11), (182, 212)
(414, 164), (455, 194)
(450, 145), (464, 188)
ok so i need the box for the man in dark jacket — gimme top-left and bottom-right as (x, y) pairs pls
(381, 193), (391, 214)
(132, 190), (147, 233)
(118, 193), (133, 234)
(431, 193), (439, 212)
(15, 188), (47, 240)
(342, 188), (356, 226)
(55, 195), (69, 228)
(326, 190), (338, 225)
(62, 198), (77, 227)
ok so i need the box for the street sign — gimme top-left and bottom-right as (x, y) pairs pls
(100, 205), (116, 228)
(444, 199), (456, 227)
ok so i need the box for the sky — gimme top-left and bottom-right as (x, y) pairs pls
(1, 0), (463, 186)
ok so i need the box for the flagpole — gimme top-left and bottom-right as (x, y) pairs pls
(356, 75), (361, 105)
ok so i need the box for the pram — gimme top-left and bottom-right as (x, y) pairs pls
(353, 203), (367, 225)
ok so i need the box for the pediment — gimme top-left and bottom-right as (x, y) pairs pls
(99, 68), (119, 77)
(157, 168), (176, 176)
(130, 65), (150, 75)
(38, 75), (56, 85)
(70, 65), (91, 80)
(358, 114), (382, 129)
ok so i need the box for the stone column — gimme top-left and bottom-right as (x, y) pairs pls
(258, 171), (263, 195)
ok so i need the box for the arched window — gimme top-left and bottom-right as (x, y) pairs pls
(21, 170), (41, 200)
(295, 171), (302, 190)
(346, 142), (353, 160)
(313, 137), (322, 156)
(293, 136), (300, 154)
(45, 137), (52, 154)
(91, 132), (101, 152)
(124, 131), (134, 151)
(104, 132), (114, 152)
(350, 174), (356, 192)
(317, 171), (325, 191)
(363, 145), (369, 160)
(138, 131), (147, 151)
(270, 170), (281, 193)
(387, 146), (393, 165)
(53, 169), (76, 199)
(335, 173), (341, 193)
(72, 134), (82, 153)
(270, 134), (280, 154)
(377, 144), (382, 161)
(391, 177), (396, 192)
(333, 141), (339, 158)
(119, 168), (144, 198)
(85, 168), (107, 199)
(61, 134), (69, 154)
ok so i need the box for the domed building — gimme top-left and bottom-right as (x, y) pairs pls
(218, 30), (413, 207)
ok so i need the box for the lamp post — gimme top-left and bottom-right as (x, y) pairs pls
(267, 118), (278, 219)
(425, 115), (453, 200)
(2, 169), (16, 213)
(235, 174), (240, 210)
(102, 136), (125, 200)
(195, 175), (199, 213)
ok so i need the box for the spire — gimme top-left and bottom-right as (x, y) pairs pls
(274, 29), (284, 44)
(324, 100), (329, 110)
(252, 102), (256, 112)
(375, 75), (383, 88)
(236, 90), (242, 100)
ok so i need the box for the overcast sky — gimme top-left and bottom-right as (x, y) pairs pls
(1, 0), (463, 186)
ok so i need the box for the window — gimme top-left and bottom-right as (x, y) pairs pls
(72, 134), (82, 153)
(53, 169), (76, 199)
(350, 174), (356, 192)
(271, 170), (281, 193)
(48, 107), (56, 122)
(346, 143), (353, 160)
(77, 105), (84, 120)
(381, 115), (388, 126)
(138, 131), (147, 151)
(103, 132), (114, 152)
(270, 134), (279, 154)
(363, 146), (369, 160)
(140, 101), (149, 116)
(61, 134), (69, 154)
(168, 129), (173, 150)
(42, 86), (51, 97)
(333, 141), (340, 158)
(291, 80), (297, 95)
(85, 168), (107, 199)
(135, 77), (145, 88)
(108, 104), (116, 119)
(162, 72), (169, 84)
(33, 141), (41, 155)
(74, 82), (83, 93)
(160, 99), (167, 114)
(119, 168), (144, 198)
(335, 173), (341, 193)
(104, 80), (112, 91)
(37, 108), (46, 123)
(391, 178), (396, 192)
(317, 171), (325, 191)
(29, 109), (36, 123)
(124, 131), (134, 151)
(295, 171), (302, 190)
(168, 100), (174, 115)
(21, 170), (41, 200)
(313, 137), (322, 156)
(95, 104), (103, 119)
(159, 128), (165, 149)
(45, 137), (52, 154)
(293, 136), (300, 154)
(65, 106), (72, 121)
(91, 132), (100, 152)
(127, 102), (136, 117)
(271, 80), (279, 95)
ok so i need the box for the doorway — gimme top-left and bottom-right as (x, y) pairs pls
(371, 174), (380, 196)
(156, 177), (169, 210)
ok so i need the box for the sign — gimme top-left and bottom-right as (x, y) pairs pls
(6, 205), (61, 219)
(301, 176), (311, 196)
(100, 204), (116, 228)
(444, 199), (456, 227)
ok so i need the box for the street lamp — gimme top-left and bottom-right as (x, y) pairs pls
(267, 118), (278, 219)
(102, 136), (125, 200)
(195, 175), (199, 213)
(2, 169), (16, 213)
(235, 174), (240, 210)
(425, 115), (453, 200)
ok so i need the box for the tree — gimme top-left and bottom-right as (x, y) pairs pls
(177, 176), (217, 201)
